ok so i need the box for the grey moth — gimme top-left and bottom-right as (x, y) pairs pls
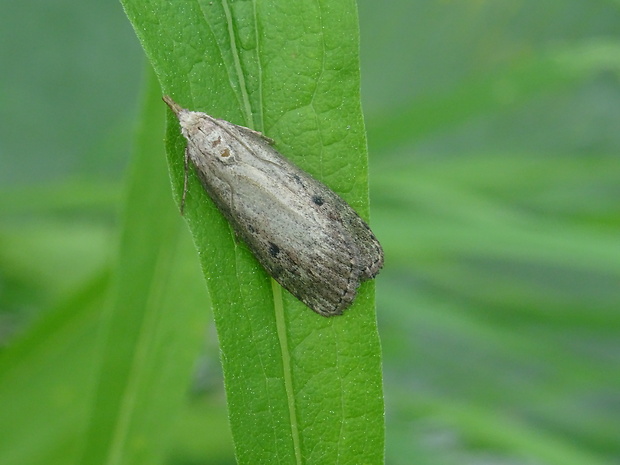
(164, 96), (383, 316)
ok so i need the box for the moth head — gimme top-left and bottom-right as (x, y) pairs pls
(178, 112), (208, 139)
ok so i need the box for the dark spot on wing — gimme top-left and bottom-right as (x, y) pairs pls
(268, 242), (280, 257)
(312, 195), (324, 206)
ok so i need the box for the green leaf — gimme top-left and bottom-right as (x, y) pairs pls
(120, 0), (384, 464)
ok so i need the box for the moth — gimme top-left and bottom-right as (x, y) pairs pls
(163, 96), (383, 316)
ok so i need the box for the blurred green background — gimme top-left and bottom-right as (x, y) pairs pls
(1, 1), (620, 464)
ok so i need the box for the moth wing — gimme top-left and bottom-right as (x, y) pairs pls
(309, 185), (384, 280)
(224, 172), (364, 316)
(248, 215), (363, 316)
(276, 158), (384, 281)
(188, 116), (382, 315)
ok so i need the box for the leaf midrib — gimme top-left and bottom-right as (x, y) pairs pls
(219, 1), (301, 462)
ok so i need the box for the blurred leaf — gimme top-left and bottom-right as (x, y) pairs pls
(0, 272), (109, 465)
(358, 2), (620, 464)
(78, 69), (210, 464)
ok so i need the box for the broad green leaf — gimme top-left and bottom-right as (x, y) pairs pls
(119, 0), (384, 464)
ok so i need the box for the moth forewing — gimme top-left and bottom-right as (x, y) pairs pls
(163, 96), (383, 316)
